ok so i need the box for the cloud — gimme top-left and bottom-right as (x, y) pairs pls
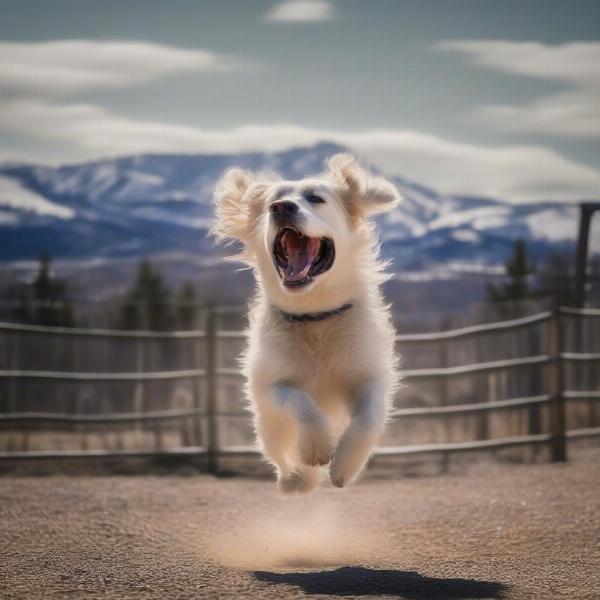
(437, 40), (600, 84)
(2, 98), (599, 203)
(438, 40), (600, 138)
(0, 40), (249, 97)
(264, 0), (334, 23)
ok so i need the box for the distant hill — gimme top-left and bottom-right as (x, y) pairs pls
(0, 142), (588, 317)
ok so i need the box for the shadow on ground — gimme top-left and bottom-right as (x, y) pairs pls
(253, 566), (507, 599)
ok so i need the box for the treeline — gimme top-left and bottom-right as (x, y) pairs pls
(4, 255), (201, 330)
(118, 260), (198, 330)
(9, 253), (76, 327)
(2, 241), (597, 329)
(487, 238), (600, 314)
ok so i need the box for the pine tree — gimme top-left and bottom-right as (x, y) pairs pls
(14, 253), (75, 326)
(487, 239), (535, 313)
(118, 260), (173, 330)
(538, 251), (573, 307)
(176, 280), (197, 329)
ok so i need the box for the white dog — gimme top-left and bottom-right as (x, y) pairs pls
(212, 153), (400, 493)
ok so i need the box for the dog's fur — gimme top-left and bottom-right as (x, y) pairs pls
(212, 153), (400, 492)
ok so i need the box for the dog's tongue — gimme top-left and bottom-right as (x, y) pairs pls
(281, 229), (321, 282)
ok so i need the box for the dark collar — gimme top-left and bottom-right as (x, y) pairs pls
(278, 302), (353, 323)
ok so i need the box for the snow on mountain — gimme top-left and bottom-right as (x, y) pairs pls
(524, 206), (579, 242)
(0, 175), (74, 220)
(0, 142), (589, 270)
(427, 204), (510, 232)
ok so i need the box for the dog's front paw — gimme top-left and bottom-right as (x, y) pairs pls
(328, 456), (351, 488)
(329, 445), (367, 488)
(298, 426), (333, 467)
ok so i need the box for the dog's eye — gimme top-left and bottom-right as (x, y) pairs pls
(306, 194), (325, 204)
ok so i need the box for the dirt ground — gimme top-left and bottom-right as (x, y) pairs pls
(1, 457), (599, 600)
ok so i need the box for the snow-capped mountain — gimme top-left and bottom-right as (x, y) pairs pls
(0, 142), (585, 274)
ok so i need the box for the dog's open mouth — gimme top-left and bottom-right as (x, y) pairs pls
(273, 227), (335, 288)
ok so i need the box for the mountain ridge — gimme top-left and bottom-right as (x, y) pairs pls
(0, 142), (587, 272)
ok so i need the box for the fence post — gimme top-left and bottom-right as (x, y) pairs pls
(133, 339), (145, 447)
(438, 319), (451, 474)
(7, 333), (19, 414)
(149, 343), (163, 450)
(8, 333), (28, 451)
(528, 324), (542, 437)
(190, 335), (203, 448)
(482, 371), (496, 440)
(206, 304), (219, 473)
(437, 325), (450, 408)
(548, 309), (567, 462)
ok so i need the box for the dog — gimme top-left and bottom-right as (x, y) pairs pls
(212, 153), (400, 493)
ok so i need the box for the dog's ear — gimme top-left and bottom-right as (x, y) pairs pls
(326, 153), (400, 218)
(212, 168), (257, 242)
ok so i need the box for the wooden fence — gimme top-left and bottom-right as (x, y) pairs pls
(0, 306), (599, 472)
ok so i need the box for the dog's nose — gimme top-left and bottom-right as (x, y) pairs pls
(270, 201), (298, 221)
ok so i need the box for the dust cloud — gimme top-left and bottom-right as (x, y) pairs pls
(209, 489), (384, 570)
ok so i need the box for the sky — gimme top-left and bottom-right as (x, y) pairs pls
(1, 0), (600, 203)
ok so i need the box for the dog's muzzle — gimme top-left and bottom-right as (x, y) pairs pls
(269, 200), (299, 227)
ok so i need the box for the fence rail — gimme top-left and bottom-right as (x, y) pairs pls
(1, 305), (599, 469)
(564, 391), (600, 400)
(394, 311), (552, 343)
(389, 394), (551, 418)
(373, 433), (553, 457)
(560, 306), (600, 317)
(0, 368), (206, 382)
(561, 352), (600, 361)
(0, 408), (206, 424)
(0, 320), (207, 339)
(400, 355), (551, 380)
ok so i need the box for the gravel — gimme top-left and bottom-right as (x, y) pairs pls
(1, 458), (599, 599)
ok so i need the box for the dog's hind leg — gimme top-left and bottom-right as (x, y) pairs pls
(329, 380), (387, 488)
(256, 410), (321, 494)
(272, 383), (333, 468)
(255, 410), (294, 482)
(278, 464), (321, 494)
